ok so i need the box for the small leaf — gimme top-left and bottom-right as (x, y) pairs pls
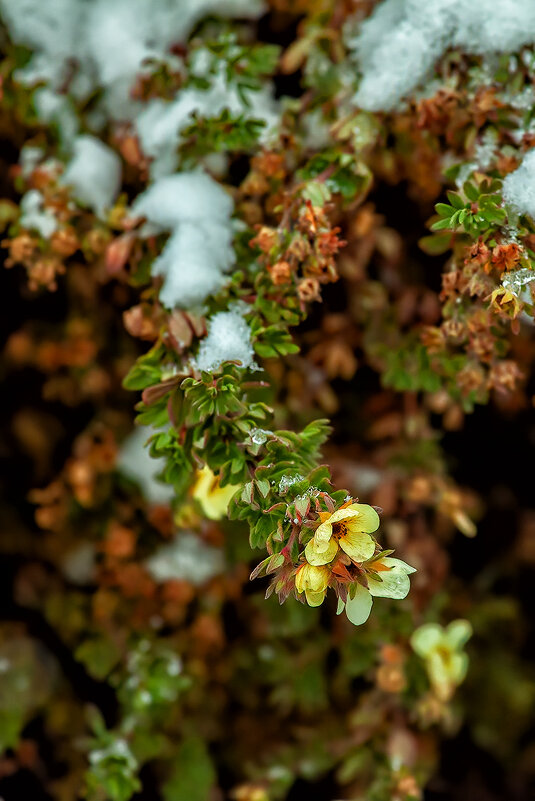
(463, 181), (479, 201)
(436, 203), (454, 217)
(446, 191), (465, 209)
(255, 478), (271, 498)
(431, 217), (454, 231)
(241, 481), (254, 504)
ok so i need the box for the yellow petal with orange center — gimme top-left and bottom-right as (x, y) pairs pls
(313, 508), (360, 550)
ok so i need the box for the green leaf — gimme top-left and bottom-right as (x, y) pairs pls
(463, 181), (479, 201)
(162, 737), (216, 801)
(446, 191), (465, 209)
(250, 513), (278, 549)
(75, 637), (121, 681)
(435, 203), (454, 217)
(241, 481), (255, 504)
(431, 217), (454, 231)
(419, 233), (453, 255)
(123, 361), (162, 391)
(267, 552), (285, 573)
(302, 180), (331, 206)
(255, 478), (271, 498)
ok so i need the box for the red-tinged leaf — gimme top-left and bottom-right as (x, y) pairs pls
(294, 496), (310, 518)
(141, 377), (180, 406)
(256, 478), (271, 498)
(264, 502), (286, 514)
(250, 557), (270, 581)
(266, 553), (285, 574)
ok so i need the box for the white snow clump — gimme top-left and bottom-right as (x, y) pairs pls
(349, 0), (535, 112)
(0, 0), (269, 133)
(145, 532), (224, 586)
(0, 0), (265, 100)
(136, 81), (277, 179)
(502, 149), (535, 220)
(131, 171), (234, 309)
(60, 135), (122, 217)
(2, 0), (277, 182)
(196, 307), (256, 372)
(19, 190), (58, 238)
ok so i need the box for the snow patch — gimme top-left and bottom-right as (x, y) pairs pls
(131, 171), (234, 309)
(349, 0), (535, 112)
(196, 307), (255, 372)
(145, 532), (224, 585)
(502, 267), (535, 300)
(0, 0), (267, 121)
(502, 149), (535, 219)
(60, 135), (122, 217)
(137, 81), (277, 179)
(19, 190), (58, 238)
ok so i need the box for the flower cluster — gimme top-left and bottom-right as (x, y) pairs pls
(293, 501), (416, 625)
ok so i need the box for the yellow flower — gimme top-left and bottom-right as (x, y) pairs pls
(338, 556), (417, 626)
(410, 620), (472, 701)
(295, 563), (331, 607)
(192, 466), (238, 521)
(304, 503), (379, 566)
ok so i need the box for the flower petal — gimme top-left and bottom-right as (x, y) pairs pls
(368, 570), (410, 600)
(345, 585), (373, 626)
(427, 651), (452, 697)
(427, 651), (469, 699)
(329, 508), (361, 524)
(367, 557), (415, 599)
(296, 563), (330, 594)
(313, 519), (334, 547)
(305, 537), (338, 566)
(305, 589), (325, 607)
(445, 619), (472, 649)
(339, 530), (376, 562)
(192, 465), (238, 520)
(294, 564), (306, 593)
(381, 556), (417, 575)
(347, 503), (380, 533)
(308, 565), (330, 592)
(450, 652), (469, 684)
(410, 623), (444, 658)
